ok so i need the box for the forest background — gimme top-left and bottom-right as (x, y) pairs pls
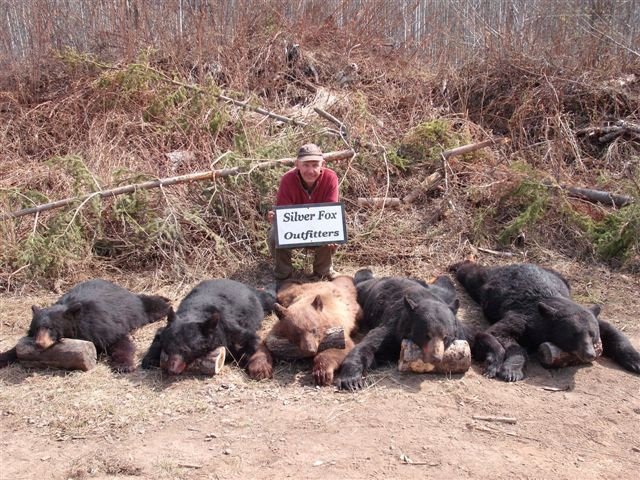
(0, 0), (639, 289)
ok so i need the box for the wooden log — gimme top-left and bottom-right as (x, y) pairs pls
(402, 171), (443, 204)
(398, 339), (471, 374)
(187, 346), (226, 376)
(562, 185), (633, 208)
(1, 149), (355, 221)
(265, 326), (345, 360)
(442, 137), (510, 159)
(356, 197), (401, 208)
(15, 336), (97, 371)
(537, 340), (603, 368)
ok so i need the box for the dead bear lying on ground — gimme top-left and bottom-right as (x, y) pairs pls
(248, 276), (363, 386)
(450, 260), (640, 381)
(141, 279), (274, 375)
(335, 269), (472, 391)
(0, 279), (171, 372)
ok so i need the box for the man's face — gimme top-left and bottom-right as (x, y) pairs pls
(296, 159), (324, 186)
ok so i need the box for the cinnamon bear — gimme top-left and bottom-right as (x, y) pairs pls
(248, 276), (362, 386)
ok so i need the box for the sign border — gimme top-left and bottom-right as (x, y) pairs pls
(274, 202), (348, 249)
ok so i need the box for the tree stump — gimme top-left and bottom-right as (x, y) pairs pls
(398, 339), (471, 374)
(265, 326), (346, 360)
(15, 336), (97, 371)
(537, 339), (603, 368)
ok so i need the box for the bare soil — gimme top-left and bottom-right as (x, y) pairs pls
(1, 261), (640, 480)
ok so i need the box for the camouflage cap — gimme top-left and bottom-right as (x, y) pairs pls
(296, 143), (324, 162)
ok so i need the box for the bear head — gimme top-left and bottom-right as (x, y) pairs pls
(158, 306), (224, 375)
(273, 295), (327, 356)
(538, 298), (601, 363)
(404, 290), (460, 363)
(29, 303), (83, 349)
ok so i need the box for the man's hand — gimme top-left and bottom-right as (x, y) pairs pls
(267, 210), (275, 224)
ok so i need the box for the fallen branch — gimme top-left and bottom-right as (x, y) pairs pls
(356, 197), (401, 208)
(562, 185), (634, 208)
(476, 247), (515, 257)
(442, 137), (510, 159)
(402, 171), (443, 204)
(1, 149), (355, 220)
(576, 120), (640, 143)
(314, 107), (348, 138)
(146, 64), (312, 129)
(472, 415), (517, 425)
(361, 138), (508, 208)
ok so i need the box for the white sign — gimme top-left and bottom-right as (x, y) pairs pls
(275, 202), (347, 248)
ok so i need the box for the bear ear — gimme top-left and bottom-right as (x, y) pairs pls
(404, 295), (418, 311)
(65, 302), (83, 316)
(589, 304), (602, 318)
(311, 295), (323, 311)
(273, 303), (287, 318)
(448, 298), (460, 315)
(167, 307), (177, 324)
(31, 305), (40, 316)
(538, 302), (558, 317)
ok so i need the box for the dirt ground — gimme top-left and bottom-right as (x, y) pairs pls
(1, 260), (639, 480)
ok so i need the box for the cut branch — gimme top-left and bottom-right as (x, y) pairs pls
(403, 171), (443, 204)
(16, 337), (97, 371)
(562, 185), (634, 208)
(357, 197), (402, 208)
(265, 326), (346, 360)
(442, 137), (510, 159)
(575, 120), (640, 143)
(1, 149), (355, 220)
(357, 138), (507, 209)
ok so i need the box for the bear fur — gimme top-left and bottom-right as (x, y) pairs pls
(141, 279), (274, 375)
(451, 260), (640, 381)
(335, 269), (471, 390)
(248, 276), (363, 386)
(0, 279), (171, 372)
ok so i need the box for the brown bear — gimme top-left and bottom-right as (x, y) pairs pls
(248, 276), (362, 386)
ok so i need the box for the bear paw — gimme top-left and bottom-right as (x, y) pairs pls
(618, 350), (640, 374)
(335, 362), (366, 391)
(111, 363), (136, 374)
(497, 365), (525, 382)
(248, 359), (273, 381)
(312, 359), (336, 386)
(483, 362), (500, 379)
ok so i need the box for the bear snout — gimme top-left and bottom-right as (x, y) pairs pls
(299, 334), (320, 356)
(574, 342), (597, 363)
(160, 352), (188, 375)
(33, 329), (55, 350)
(422, 337), (445, 363)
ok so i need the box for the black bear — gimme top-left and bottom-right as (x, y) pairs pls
(451, 260), (640, 381)
(0, 279), (171, 372)
(141, 279), (274, 375)
(335, 269), (470, 390)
